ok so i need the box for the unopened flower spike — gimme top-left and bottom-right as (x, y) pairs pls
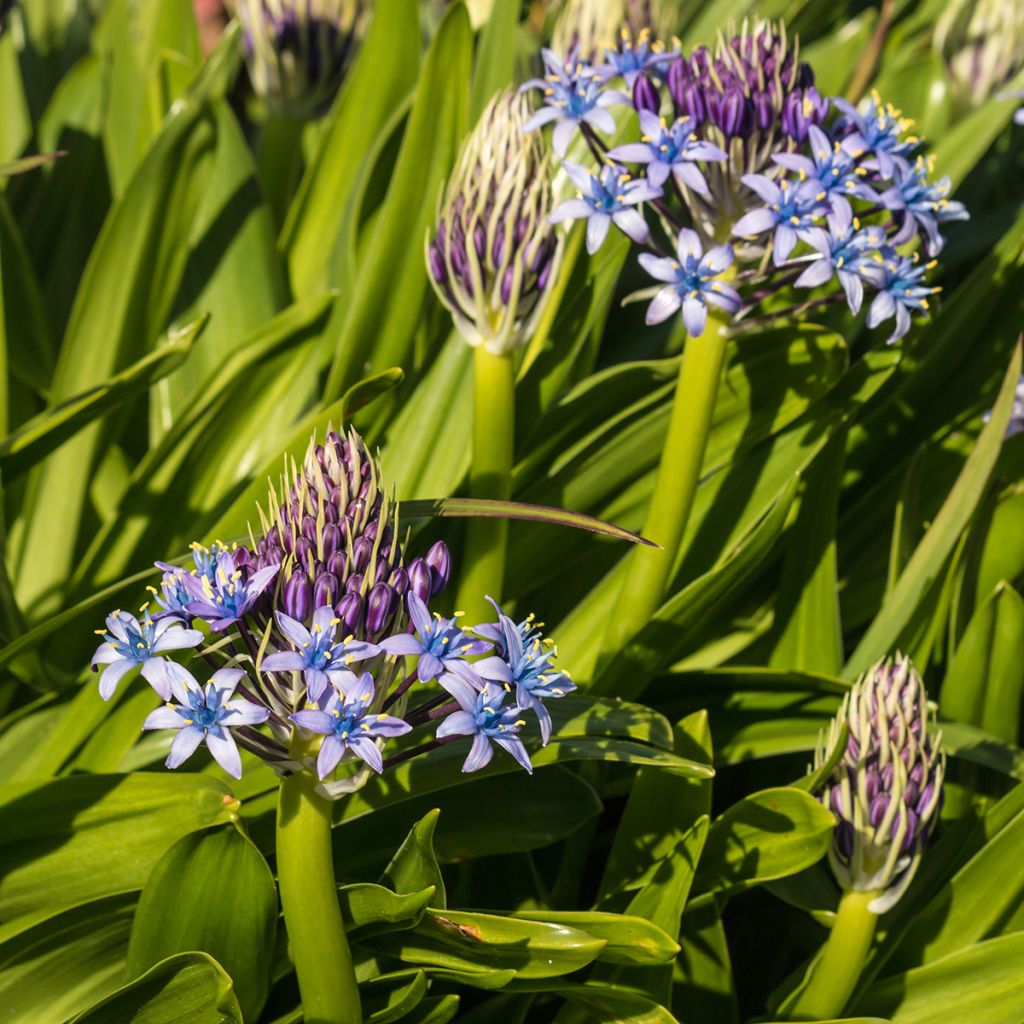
(143, 664), (269, 779)
(815, 654), (945, 914)
(91, 610), (203, 700)
(427, 88), (563, 355)
(235, 0), (363, 118)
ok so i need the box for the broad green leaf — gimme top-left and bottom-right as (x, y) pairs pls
(339, 883), (435, 936)
(365, 908), (606, 979)
(939, 720), (1024, 781)
(0, 893), (135, 1024)
(845, 344), (1023, 679)
(13, 98), (217, 618)
(364, 969), (429, 1024)
(768, 428), (845, 676)
(67, 951), (242, 1024)
(403, 995), (460, 1024)
(691, 787), (835, 901)
(509, 912), (679, 966)
(400, 496), (655, 546)
(468, 0), (519, 119)
(971, 486), (1024, 611)
(934, 94), (1021, 188)
(127, 824), (276, 1022)
(510, 979), (680, 1023)
(674, 900), (738, 1024)
(0, 316), (206, 480)
(380, 810), (447, 909)
(854, 933), (1024, 1024)
(282, 0), (420, 297)
(0, 773), (235, 919)
(942, 582), (1024, 742)
(323, 3), (472, 393)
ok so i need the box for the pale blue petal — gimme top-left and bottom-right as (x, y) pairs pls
(462, 733), (494, 773)
(645, 286), (682, 325)
(317, 735), (346, 779)
(166, 726), (204, 769)
(98, 659), (136, 701)
(205, 727), (242, 780)
(436, 710), (477, 738)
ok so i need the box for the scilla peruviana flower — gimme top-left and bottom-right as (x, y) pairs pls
(815, 654), (944, 914)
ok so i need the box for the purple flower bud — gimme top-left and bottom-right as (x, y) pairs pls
(408, 558), (433, 603)
(351, 537), (372, 573)
(346, 572), (363, 594)
(314, 572), (338, 608)
(426, 541), (451, 596)
(283, 573), (312, 622)
(322, 523), (342, 559)
(336, 593), (364, 635)
(327, 551), (347, 579)
(366, 582), (399, 637)
(632, 73), (660, 114)
(389, 567), (410, 597)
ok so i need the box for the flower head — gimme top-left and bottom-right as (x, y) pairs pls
(183, 549), (279, 632)
(815, 654), (944, 913)
(379, 592), (493, 683)
(879, 155), (969, 257)
(262, 605), (381, 703)
(797, 207), (886, 314)
(733, 173), (827, 264)
(637, 228), (739, 334)
(142, 665), (269, 779)
(91, 611), (203, 700)
(436, 665), (533, 774)
(607, 110), (726, 194)
(236, 0), (363, 118)
(549, 161), (660, 253)
(152, 541), (233, 620)
(772, 123), (870, 219)
(595, 27), (677, 87)
(861, 252), (941, 344)
(935, 0), (1024, 107)
(427, 89), (562, 355)
(521, 48), (630, 157)
(832, 90), (919, 180)
(290, 671), (411, 777)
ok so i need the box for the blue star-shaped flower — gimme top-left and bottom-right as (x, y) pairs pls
(733, 173), (828, 265)
(594, 28), (677, 87)
(637, 228), (740, 336)
(142, 664), (269, 779)
(91, 610), (203, 700)
(290, 671), (412, 778)
(262, 605), (381, 703)
(879, 155), (968, 257)
(521, 48), (630, 157)
(606, 110), (726, 194)
(832, 91), (920, 180)
(796, 206), (886, 313)
(549, 161), (661, 253)
(860, 252), (940, 344)
(436, 664), (532, 775)
(182, 550), (279, 632)
(772, 124), (872, 219)
(379, 592), (494, 683)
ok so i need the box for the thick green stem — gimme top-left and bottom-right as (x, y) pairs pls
(602, 311), (730, 656)
(455, 345), (515, 623)
(277, 769), (362, 1024)
(785, 888), (880, 1021)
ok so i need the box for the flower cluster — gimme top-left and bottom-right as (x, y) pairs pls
(523, 21), (969, 344)
(236, 0), (364, 118)
(90, 429), (574, 787)
(814, 655), (945, 914)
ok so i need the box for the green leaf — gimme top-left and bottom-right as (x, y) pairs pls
(691, 787), (835, 901)
(282, 0), (421, 297)
(400, 497), (656, 546)
(365, 908), (606, 979)
(380, 809), (447, 909)
(324, 3), (472, 393)
(510, 979), (681, 1023)
(0, 316), (206, 480)
(0, 151), (65, 176)
(468, 0), (519, 119)
(67, 951), (242, 1024)
(364, 969), (429, 1024)
(0, 773), (235, 919)
(845, 344), (1024, 679)
(939, 720), (1024, 781)
(511, 911), (679, 967)
(0, 894), (136, 1024)
(854, 933), (1024, 1024)
(339, 883), (435, 936)
(127, 823), (276, 1022)
(933, 93), (1022, 188)
(942, 582), (1024, 743)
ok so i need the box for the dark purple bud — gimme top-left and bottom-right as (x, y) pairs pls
(314, 572), (338, 608)
(408, 557), (432, 603)
(322, 523), (342, 559)
(711, 85), (750, 138)
(500, 266), (515, 305)
(336, 592), (364, 635)
(632, 73), (660, 114)
(752, 90), (773, 131)
(346, 572), (363, 594)
(869, 793), (890, 828)
(294, 537), (314, 570)
(327, 551), (347, 579)
(232, 546), (251, 569)
(366, 582), (399, 637)
(351, 537), (372, 572)
(283, 573), (312, 622)
(426, 540), (451, 596)
(675, 80), (706, 124)
(389, 567), (410, 596)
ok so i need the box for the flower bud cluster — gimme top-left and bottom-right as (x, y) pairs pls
(236, 0), (364, 118)
(935, 0), (1024, 108)
(522, 20), (969, 345)
(815, 655), (944, 914)
(90, 429), (575, 793)
(428, 89), (562, 355)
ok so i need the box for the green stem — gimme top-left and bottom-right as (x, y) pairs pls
(277, 768), (362, 1024)
(601, 309), (730, 657)
(785, 888), (880, 1021)
(454, 345), (515, 623)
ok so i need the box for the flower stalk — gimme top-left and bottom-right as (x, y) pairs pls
(277, 762), (362, 1024)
